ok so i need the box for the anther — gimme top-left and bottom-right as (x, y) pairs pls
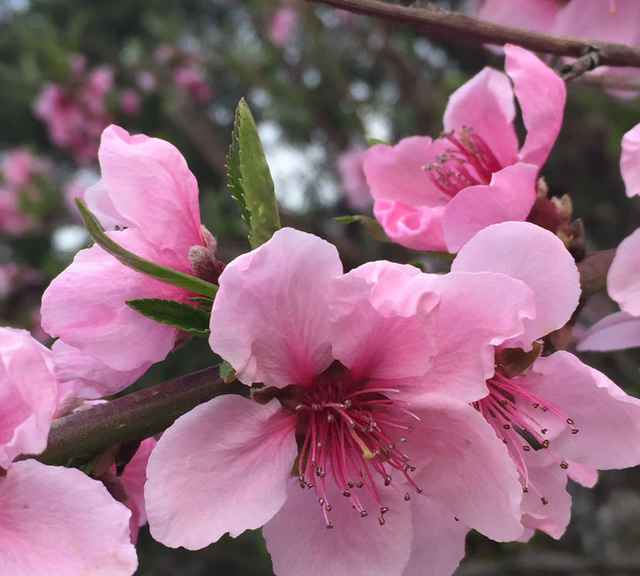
(378, 517), (386, 526)
(541, 497), (549, 505)
(325, 504), (332, 512)
(360, 510), (368, 518)
(541, 428), (547, 435)
(523, 446), (531, 451)
(316, 441), (323, 448)
(407, 426), (414, 433)
(541, 406), (549, 412)
(503, 424), (511, 430)
(571, 428), (579, 434)
(343, 490), (351, 497)
(356, 482), (363, 488)
(326, 523), (333, 529)
(319, 498), (325, 506)
(400, 437), (407, 443)
(402, 454), (410, 461)
(327, 414), (335, 423)
(566, 418), (574, 425)
(532, 403), (540, 408)
(312, 404), (319, 411)
(347, 480), (355, 488)
(359, 469), (366, 477)
(384, 475), (392, 486)
(404, 493), (411, 501)
(560, 461), (569, 470)
(541, 440), (550, 448)
(416, 487), (423, 494)
(381, 507), (389, 515)
(523, 486), (529, 493)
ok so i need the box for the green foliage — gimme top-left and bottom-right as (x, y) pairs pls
(75, 199), (218, 298)
(227, 98), (281, 249)
(126, 298), (211, 336)
(219, 360), (237, 383)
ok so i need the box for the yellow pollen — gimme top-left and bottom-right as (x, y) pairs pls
(349, 427), (374, 459)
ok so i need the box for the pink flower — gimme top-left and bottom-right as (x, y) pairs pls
(119, 88), (141, 115)
(578, 228), (640, 351)
(2, 147), (41, 188)
(363, 45), (565, 253)
(172, 66), (212, 102)
(620, 122), (640, 197)
(41, 125), (217, 397)
(0, 187), (33, 234)
(269, 7), (298, 47)
(0, 327), (137, 575)
(337, 145), (373, 210)
(144, 227), (547, 576)
(472, 0), (560, 33)
(453, 221), (640, 538)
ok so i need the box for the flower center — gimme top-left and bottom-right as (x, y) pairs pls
(475, 372), (579, 505)
(424, 126), (503, 198)
(292, 362), (422, 528)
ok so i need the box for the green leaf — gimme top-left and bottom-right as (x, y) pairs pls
(227, 98), (281, 249)
(76, 199), (218, 298)
(219, 361), (237, 383)
(126, 298), (211, 336)
(334, 215), (392, 243)
(365, 136), (389, 146)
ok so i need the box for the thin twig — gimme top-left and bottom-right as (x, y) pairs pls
(24, 365), (246, 465)
(305, 0), (640, 67)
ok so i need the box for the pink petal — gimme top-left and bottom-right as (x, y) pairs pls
(209, 228), (339, 387)
(505, 44), (566, 167)
(41, 229), (186, 373)
(577, 311), (640, 351)
(475, 0), (559, 32)
(363, 137), (448, 206)
(329, 262), (440, 380)
(0, 460), (137, 576)
(401, 497), (468, 576)
(442, 163), (538, 253)
(263, 480), (412, 576)
(402, 271), (535, 403)
(145, 395), (297, 549)
(443, 67), (519, 169)
(52, 340), (148, 399)
(409, 397), (523, 542)
(519, 458), (572, 539)
(92, 125), (203, 258)
(373, 200), (447, 251)
(608, 228), (640, 315)
(0, 328), (57, 468)
(522, 352), (640, 469)
(621, 124), (640, 197)
(452, 221), (581, 347)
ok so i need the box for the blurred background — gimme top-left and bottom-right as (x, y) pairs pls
(2, 0), (640, 573)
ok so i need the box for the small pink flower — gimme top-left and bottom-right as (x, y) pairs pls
(172, 66), (212, 102)
(41, 125), (217, 397)
(144, 227), (546, 576)
(453, 221), (640, 538)
(364, 45), (565, 252)
(269, 7), (298, 47)
(337, 145), (373, 210)
(119, 88), (141, 115)
(2, 148), (41, 188)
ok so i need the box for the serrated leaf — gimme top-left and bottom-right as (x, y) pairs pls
(227, 98), (281, 249)
(219, 361), (237, 383)
(126, 298), (211, 336)
(76, 199), (218, 298)
(334, 214), (392, 243)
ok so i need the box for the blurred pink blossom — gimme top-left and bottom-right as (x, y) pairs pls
(119, 88), (141, 115)
(363, 45), (565, 253)
(173, 66), (212, 101)
(269, 7), (298, 47)
(337, 145), (372, 210)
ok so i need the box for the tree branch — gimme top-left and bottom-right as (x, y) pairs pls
(305, 0), (640, 67)
(29, 365), (247, 466)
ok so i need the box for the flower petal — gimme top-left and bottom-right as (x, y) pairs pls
(146, 395), (297, 549)
(452, 221), (581, 347)
(505, 44), (566, 167)
(621, 124), (640, 197)
(409, 396), (523, 541)
(401, 497), (468, 576)
(41, 229), (185, 372)
(577, 311), (640, 351)
(608, 228), (640, 315)
(373, 200), (447, 251)
(476, 0), (559, 32)
(443, 67), (519, 168)
(0, 328), (57, 468)
(442, 163), (538, 253)
(264, 479), (412, 576)
(91, 125), (202, 258)
(0, 460), (137, 576)
(209, 228), (339, 387)
(330, 262), (440, 380)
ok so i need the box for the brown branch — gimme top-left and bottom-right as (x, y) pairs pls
(305, 0), (640, 67)
(26, 365), (246, 466)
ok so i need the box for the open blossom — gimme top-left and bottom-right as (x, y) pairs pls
(41, 125), (219, 398)
(0, 327), (137, 575)
(363, 44), (565, 252)
(452, 221), (640, 538)
(144, 227), (550, 576)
